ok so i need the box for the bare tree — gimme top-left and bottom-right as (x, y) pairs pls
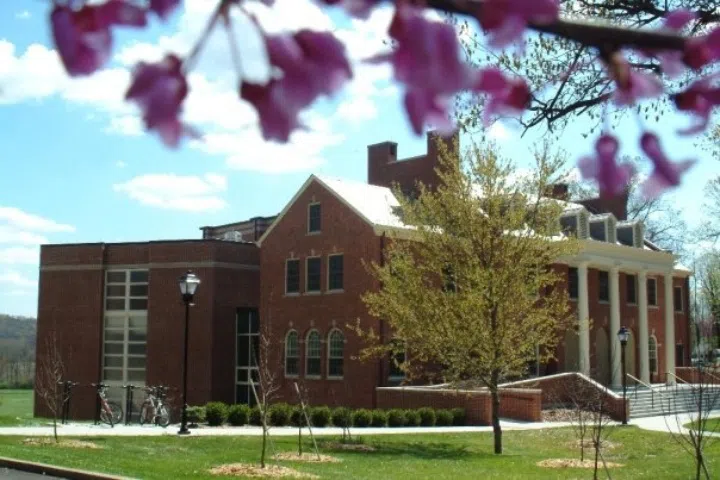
(664, 365), (720, 480)
(34, 331), (68, 443)
(250, 322), (282, 469)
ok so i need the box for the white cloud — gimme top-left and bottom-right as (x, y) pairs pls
(116, 160), (128, 168)
(336, 96), (378, 123)
(0, 270), (36, 287)
(15, 11), (31, 20)
(106, 116), (143, 136)
(488, 122), (510, 141)
(0, 226), (48, 245)
(113, 173), (228, 212)
(0, 207), (75, 233)
(0, 247), (39, 264)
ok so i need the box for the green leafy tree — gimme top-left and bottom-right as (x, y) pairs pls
(362, 140), (578, 454)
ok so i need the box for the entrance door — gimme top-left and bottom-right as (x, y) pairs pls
(676, 344), (685, 367)
(235, 308), (259, 406)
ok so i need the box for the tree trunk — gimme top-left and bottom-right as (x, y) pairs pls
(52, 416), (58, 444)
(490, 384), (502, 454)
(261, 425), (268, 468)
(298, 427), (302, 456)
(593, 438), (600, 480)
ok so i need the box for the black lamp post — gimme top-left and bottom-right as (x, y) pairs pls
(178, 270), (200, 435)
(617, 326), (630, 425)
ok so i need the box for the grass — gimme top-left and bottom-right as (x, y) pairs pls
(0, 389), (34, 426)
(0, 426), (718, 479)
(685, 417), (720, 432)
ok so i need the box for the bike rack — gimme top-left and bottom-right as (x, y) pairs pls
(124, 384), (136, 425)
(58, 381), (79, 424)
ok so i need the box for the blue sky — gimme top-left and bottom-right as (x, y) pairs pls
(0, 0), (717, 317)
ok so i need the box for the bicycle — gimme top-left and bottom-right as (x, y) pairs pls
(139, 385), (171, 427)
(91, 383), (123, 427)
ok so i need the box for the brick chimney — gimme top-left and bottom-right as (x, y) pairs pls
(545, 183), (570, 201)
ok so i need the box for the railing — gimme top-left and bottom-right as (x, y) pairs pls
(665, 372), (691, 386)
(626, 373), (671, 410)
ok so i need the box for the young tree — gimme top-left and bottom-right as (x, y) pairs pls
(362, 139), (577, 454)
(34, 331), (68, 443)
(250, 323), (281, 469)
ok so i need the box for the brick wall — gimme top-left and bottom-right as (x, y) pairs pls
(675, 367), (720, 385)
(375, 386), (542, 425)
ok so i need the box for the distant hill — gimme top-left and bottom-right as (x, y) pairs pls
(0, 314), (36, 361)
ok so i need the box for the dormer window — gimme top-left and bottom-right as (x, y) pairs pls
(617, 221), (644, 248)
(560, 208), (590, 239)
(589, 214), (618, 243)
(308, 203), (321, 233)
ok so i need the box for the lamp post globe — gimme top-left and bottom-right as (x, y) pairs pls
(617, 326), (630, 425)
(178, 270), (200, 435)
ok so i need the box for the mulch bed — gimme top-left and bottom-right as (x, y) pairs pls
(22, 438), (102, 449)
(537, 459), (624, 469)
(273, 452), (341, 463)
(209, 463), (318, 478)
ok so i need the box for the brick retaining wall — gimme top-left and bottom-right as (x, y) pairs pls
(676, 367), (720, 385)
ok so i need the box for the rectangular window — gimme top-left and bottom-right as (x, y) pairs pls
(598, 271), (609, 302)
(648, 278), (658, 306)
(306, 257), (321, 292)
(568, 267), (578, 300)
(286, 259), (300, 294)
(102, 315), (147, 385)
(236, 308), (259, 406)
(674, 286), (683, 312)
(308, 203), (321, 233)
(328, 254), (344, 291)
(105, 270), (149, 312)
(626, 274), (637, 304)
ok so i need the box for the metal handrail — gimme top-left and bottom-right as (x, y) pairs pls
(665, 372), (691, 386)
(626, 373), (671, 409)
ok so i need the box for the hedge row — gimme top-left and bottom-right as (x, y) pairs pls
(190, 403), (466, 428)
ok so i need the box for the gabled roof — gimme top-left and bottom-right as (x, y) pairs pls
(256, 174), (406, 246)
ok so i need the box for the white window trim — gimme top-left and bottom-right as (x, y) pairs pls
(649, 335), (659, 374)
(327, 253), (344, 293)
(305, 256), (322, 294)
(307, 202), (321, 234)
(674, 286), (684, 313)
(285, 258), (300, 296)
(284, 330), (300, 378)
(305, 329), (322, 379)
(647, 277), (659, 307)
(327, 328), (345, 380)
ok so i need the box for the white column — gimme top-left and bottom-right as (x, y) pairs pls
(665, 273), (676, 385)
(578, 262), (590, 376)
(610, 267), (621, 388)
(638, 270), (650, 384)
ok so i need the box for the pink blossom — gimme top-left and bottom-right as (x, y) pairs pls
(672, 75), (720, 135)
(125, 55), (195, 148)
(610, 57), (663, 106)
(652, 9), (697, 77)
(477, 0), (559, 48)
(639, 132), (696, 199)
(578, 135), (635, 198)
(242, 30), (351, 141)
(51, 1), (147, 77)
(403, 89), (454, 135)
(684, 27), (720, 70)
(473, 68), (531, 125)
(149, 0), (182, 20)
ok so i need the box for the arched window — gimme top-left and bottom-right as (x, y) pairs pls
(649, 336), (658, 374)
(285, 330), (299, 376)
(306, 330), (321, 377)
(328, 329), (345, 378)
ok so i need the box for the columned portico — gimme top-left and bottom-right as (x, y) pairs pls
(638, 270), (650, 384)
(610, 266), (621, 388)
(578, 262), (590, 376)
(665, 273), (676, 385)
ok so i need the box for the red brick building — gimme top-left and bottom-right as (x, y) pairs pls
(34, 131), (691, 420)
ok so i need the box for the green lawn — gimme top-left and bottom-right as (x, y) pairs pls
(685, 417), (720, 432)
(0, 389), (34, 426)
(0, 426), (718, 479)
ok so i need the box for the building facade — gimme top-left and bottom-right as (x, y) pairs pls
(34, 131), (691, 420)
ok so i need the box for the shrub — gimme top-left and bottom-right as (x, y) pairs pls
(352, 409), (372, 428)
(227, 404), (249, 426)
(269, 403), (291, 427)
(404, 409), (421, 427)
(435, 409), (453, 426)
(387, 409), (406, 427)
(370, 410), (388, 427)
(310, 406), (331, 427)
(331, 407), (353, 428)
(451, 408), (466, 426)
(418, 407), (436, 427)
(289, 406), (306, 428)
(205, 402), (228, 426)
(186, 406), (206, 425)
(249, 406), (263, 426)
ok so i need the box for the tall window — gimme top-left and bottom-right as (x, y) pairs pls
(648, 278), (658, 306)
(568, 267), (578, 299)
(308, 203), (321, 233)
(328, 254), (344, 291)
(388, 339), (406, 381)
(236, 308), (259, 406)
(306, 330), (321, 377)
(649, 336), (658, 374)
(598, 271), (609, 302)
(306, 257), (321, 292)
(674, 286), (683, 312)
(626, 274), (637, 304)
(103, 270), (148, 386)
(328, 329), (345, 378)
(285, 330), (299, 376)
(286, 259), (300, 294)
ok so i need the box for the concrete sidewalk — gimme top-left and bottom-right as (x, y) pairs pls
(631, 410), (720, 437)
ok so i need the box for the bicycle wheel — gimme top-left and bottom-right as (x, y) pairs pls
(100, 403), (114, 426)
(139, 404), (151, 425)
(157, 405), (170, 428)
(108, 401), (123, 425)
